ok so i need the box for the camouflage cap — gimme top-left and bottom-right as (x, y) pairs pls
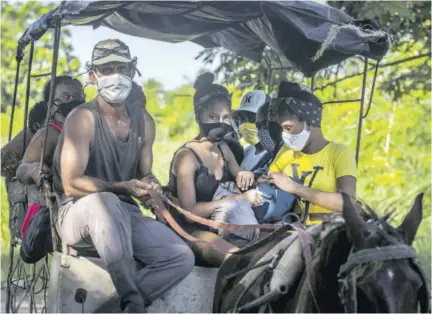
(91, 39), (132, 66)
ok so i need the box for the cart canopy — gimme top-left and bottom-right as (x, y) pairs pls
(18, 1), (390, 76)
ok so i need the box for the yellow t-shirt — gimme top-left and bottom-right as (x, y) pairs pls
(268, 141), (357, 224)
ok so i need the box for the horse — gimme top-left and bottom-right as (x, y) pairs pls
(214, 193), (430, 313)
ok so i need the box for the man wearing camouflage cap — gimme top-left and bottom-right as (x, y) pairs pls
(52, 39), (194, 312)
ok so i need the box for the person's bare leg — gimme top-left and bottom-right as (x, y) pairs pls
(189, 230), (238, 267)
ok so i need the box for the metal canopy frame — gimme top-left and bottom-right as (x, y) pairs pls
(3, 4), (394, 312)
(4, 14), (62, 314)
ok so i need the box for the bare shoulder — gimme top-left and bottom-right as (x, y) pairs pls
(173, 147), (198, 175)
(141, 108), (155, 125)
(141, 108), (155, 143)
(32, 124), (60, 144)
(64, 107), (95, 139)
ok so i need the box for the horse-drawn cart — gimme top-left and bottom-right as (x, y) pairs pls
(5, 1), (429, 313)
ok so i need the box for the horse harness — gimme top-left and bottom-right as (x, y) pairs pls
(148, 194), (319, 313)
(149, 192), (429, 314)
(224, 217), (317, 313)
(337, 244), (431, 313)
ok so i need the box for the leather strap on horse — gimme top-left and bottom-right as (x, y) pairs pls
(148, 191), (279, 243)
(293, 225), (321, 313)
(339, 245), (417, 276)
(337, 244), (423, 313)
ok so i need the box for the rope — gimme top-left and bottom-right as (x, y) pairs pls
(312, 24), (389, 63)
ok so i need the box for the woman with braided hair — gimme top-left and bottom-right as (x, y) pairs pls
(263, 81), (357, 225)
(167, 72), (263, 266)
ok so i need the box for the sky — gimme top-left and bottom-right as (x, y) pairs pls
(68, 25), (219, 91)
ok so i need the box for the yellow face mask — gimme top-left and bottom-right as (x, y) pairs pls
(239, 123), (259, 145)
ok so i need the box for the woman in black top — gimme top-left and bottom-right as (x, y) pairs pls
(168, 73), (263, 266)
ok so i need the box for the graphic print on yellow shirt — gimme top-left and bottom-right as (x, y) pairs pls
(269, 141), (357, 224)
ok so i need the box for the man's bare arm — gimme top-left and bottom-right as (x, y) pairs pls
(138, 109), (156, 178)
(61, 108), (151, 198)
(61, 108), (121, 197)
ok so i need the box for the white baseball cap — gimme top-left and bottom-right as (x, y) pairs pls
(238, 90), (268, 114)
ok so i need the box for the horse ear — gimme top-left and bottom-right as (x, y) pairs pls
(342, 193), (368, 248)
(397, 193), (423, 245)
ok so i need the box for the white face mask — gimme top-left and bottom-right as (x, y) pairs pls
(282, 123), (310, 151)
(94, 73), (132, 105)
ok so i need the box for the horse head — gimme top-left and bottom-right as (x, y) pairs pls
(340, 193), (429, 313)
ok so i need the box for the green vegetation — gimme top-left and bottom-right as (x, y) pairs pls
(1, 0), (430, 283)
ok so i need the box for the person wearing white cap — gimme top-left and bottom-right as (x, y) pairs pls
(233, 90), (269, 146)
(232, 90), (278, 176)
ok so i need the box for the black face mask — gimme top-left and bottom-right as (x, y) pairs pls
(200, 122), (236, 142)
(258, 127), (277, 153)
(56, 100), (82, 118)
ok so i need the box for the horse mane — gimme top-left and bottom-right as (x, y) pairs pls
(318, 200), (403, 267)
(307, 201), (406, 311)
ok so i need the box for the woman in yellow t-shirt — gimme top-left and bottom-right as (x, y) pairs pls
(264, 82), (357, 225)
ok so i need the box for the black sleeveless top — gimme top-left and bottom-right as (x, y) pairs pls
(52, 99), (145, 205)
(167, 142), (232, 202)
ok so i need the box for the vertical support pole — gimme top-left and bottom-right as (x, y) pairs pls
(40, 21), (61, 169)
(40, 17), (61, 253)
(355, 58), (369, 165)
(267, 68), (273, 95)
(5, 201), (14, 313)
(310, 76), (315, 94)
(5, 46), (29, 314)
(29, 264), (36, 313)
(8, 57), (23, 142)
(22, 41), (35, 154)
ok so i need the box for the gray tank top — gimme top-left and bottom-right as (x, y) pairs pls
(52, 99), (145, 204)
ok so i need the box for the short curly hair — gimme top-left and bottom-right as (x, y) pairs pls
(42, 75), (82, 102)
(28, 101), (48, 134)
